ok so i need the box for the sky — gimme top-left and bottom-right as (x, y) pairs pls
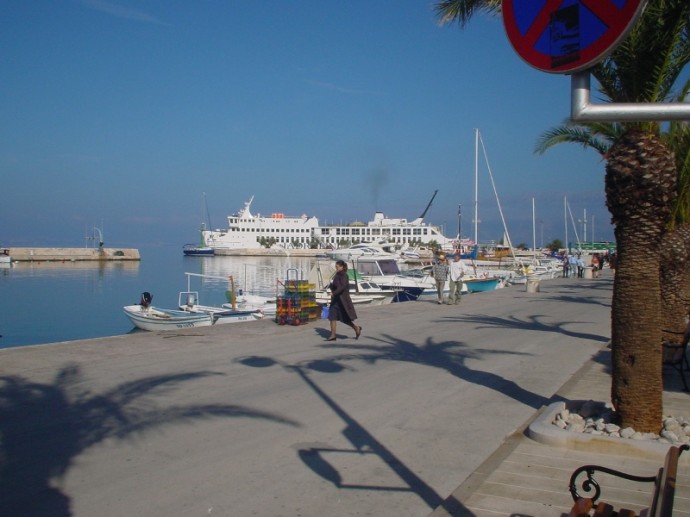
(1, 0), (619, 250)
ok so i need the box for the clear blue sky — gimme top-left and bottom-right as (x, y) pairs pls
(1, 1), (617, 249)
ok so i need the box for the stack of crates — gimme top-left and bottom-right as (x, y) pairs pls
(276, 269), (320, 325)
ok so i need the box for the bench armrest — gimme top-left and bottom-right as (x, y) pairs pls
(569, 465), (656, 503)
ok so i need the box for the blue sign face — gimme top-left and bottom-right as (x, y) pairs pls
(503, 0), (646, 74)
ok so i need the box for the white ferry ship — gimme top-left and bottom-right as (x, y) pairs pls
(202, 194), (454, 251)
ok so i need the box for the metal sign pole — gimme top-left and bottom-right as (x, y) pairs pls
(571, 72), (690, 122)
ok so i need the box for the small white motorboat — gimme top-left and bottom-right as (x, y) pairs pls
(124, 293), (214, 331)
(179, 291), (264, 324)
(224, 291), (277, 317)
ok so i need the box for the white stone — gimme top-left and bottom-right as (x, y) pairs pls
(604, 423), (620, 433)
(620, 427), (635, 439)
(567, 422), (586, 433)
(661, 430), (679, 443)
(568, 413), (584, 424)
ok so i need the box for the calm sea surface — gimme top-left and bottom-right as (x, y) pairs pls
(0, 245), (317, 349)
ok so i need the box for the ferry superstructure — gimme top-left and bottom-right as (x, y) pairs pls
(201, 195), (454, 251)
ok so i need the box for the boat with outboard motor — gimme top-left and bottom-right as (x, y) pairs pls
(123, 292), (214, 331)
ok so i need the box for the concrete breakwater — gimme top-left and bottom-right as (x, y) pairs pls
(9, 247), (140, 262)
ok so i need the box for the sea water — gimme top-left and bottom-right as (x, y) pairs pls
(0, 245), (317, 349)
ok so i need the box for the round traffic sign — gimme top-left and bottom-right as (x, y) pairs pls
(502, 0), (647, 74)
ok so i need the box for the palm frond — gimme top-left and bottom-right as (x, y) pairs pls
(434, 0), (501, 27)
(534, 121), (622, 156)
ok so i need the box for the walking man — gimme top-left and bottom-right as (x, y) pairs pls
(430, 253), (449, 304)
(448, 253), (467, 304)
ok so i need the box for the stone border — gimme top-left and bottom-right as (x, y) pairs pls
(527, 400), (690, 465)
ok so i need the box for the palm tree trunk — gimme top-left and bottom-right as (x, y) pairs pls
(606, 131), (677, 433)
(660, 223), (690, 336)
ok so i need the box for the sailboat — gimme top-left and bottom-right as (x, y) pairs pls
(183, 193), (215, 256)
(460, 129), (515, 291)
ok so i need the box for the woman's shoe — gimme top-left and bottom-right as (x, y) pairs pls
(326, 336), (337, 342)
(355, 326), (362, 340)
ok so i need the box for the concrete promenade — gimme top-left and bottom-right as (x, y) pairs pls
(1, 271), (687, 516)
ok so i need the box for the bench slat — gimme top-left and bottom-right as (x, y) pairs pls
(593, 501), (614, 516)
(651, 446), (682, 517)
(569, 497), (593, 517)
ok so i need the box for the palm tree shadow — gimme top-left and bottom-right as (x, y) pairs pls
(449, 314), (610, 344)
(0, 363), (299, 517)
(325, 336), (549, 410)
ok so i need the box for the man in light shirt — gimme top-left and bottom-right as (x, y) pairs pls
(448, 253), (468, 304)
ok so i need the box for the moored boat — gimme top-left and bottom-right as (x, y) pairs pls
(123, 298), (214, 331)
(183, 243), (214, 256)
(179, 291), (264, 324)
(0, 248), (11, 266)
(224, 291), (277, 317)
(349, 256), (425, 302)
(308, 261), (398, 306)
(183, 194), (215, 256)
(464, 277), (502, 293)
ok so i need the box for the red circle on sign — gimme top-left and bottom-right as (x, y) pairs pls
(502, 0), (646, 74)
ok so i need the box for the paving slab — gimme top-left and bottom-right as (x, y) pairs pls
(430, 328), (690, 517)
(1, 274), (617, 516)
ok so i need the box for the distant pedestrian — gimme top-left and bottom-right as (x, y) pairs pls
(326, 260), (361, 341)
(569, 255), (578, 278)
(447, 253), (467, 304)
(591, 254), (600, 278)
(562, 254), (570, 278)
(431, 253), (449, 304)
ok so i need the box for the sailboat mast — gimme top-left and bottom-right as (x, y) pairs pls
(474, 128), (479, 245)
(564, 196), (568, 252)
(532, 197), (536, 260)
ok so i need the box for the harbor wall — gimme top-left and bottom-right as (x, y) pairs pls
(9, 247), (140, 262)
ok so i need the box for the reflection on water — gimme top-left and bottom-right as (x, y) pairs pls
(8, 259), (140, 277)
(198, 256), (316, 296)
(0, 246), (320, 349)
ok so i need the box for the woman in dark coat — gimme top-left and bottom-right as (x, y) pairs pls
(327, 260), (362, 341)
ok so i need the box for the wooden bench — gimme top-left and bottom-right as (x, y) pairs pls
(662, 329), (690, 391)
(569, 444), (688, 517)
